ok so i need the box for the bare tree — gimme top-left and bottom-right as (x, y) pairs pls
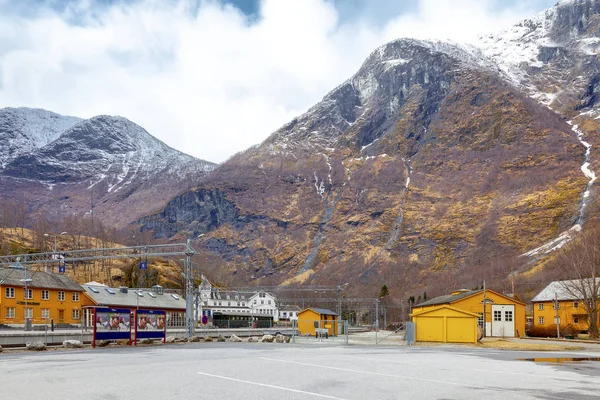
(554, 229), (600, 339)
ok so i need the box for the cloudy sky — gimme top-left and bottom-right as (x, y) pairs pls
(1, 0), (557, 163)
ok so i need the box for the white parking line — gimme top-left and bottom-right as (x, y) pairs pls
(258, 357), (576, 400)
(197, 371), (348, 400)
(260, 357), (462, 386)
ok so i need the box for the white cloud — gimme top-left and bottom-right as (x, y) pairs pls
(0, 0), (552, 162)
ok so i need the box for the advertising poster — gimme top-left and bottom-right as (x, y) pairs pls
(93, 308), (132, 347)
(137, 312), (166, 331)
(96, 311), (131, 332)
(135, 310), (166, 343)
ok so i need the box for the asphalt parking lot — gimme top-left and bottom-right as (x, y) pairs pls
(1, 342), (599, 400)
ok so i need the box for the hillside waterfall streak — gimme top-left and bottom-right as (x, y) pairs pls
(570, 121), (597, 226)
(523, 117), (597, 258)
(385, 159), (412, 251)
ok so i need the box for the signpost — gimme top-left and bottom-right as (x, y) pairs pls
(139, 261), (147, 270)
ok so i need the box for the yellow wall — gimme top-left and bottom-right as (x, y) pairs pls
(297, 309), (338, 336)
(412, 306), (478, 343)
(0, 285), (83, 325)
(532, 300), (599, 333)
(412, 291), (526, 338)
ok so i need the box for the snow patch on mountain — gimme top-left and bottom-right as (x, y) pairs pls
(0, 107), (82, 167)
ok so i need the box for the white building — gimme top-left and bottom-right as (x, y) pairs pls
(247, 291), (279, 321)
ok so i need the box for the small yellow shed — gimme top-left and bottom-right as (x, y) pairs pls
(411, 305), (479, 343)
(297, 308), (338, 337)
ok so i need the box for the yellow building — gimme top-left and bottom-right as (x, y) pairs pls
(412, 289), (526, 338)
(531, 279), (600, 335)
(0, 267), (84, 327)
(411, 305), (479, 343)
(297, 308), (338, 337)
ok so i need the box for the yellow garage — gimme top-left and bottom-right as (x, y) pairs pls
(411, 305), (479, 344)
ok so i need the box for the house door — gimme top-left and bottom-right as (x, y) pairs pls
(491, 305), (515, 337)
(58, 309), (65, 323)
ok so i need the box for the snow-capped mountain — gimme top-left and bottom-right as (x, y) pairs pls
(137, 0), (600, 295)
(0, 107), (81, 168)
(0, 109), (216, 228)
(478, 0), (600, 111)
(3, 115), (213, 186)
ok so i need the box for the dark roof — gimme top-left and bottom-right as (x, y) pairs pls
(304, 307), (338, 316)
(416, 290), (482, 307)
(0, 267), (82, 291)
(82, 285), (185, 310)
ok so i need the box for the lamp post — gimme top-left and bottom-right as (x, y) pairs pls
(184, 234), (204, 339)
(44, 232), (67, 273)
(20, 265), (33, 330)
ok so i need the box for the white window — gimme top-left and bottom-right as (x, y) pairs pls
(574, 316), (579, 324)
(253, 300), (256, 304)
(553, 302), (560, 310)
(493, 310), (502, 322)
(228, 302), (231, 306)
(58, 291), (65, 301)
(477, 314), (484, 327)
(537, 303), (544, 311)
(242, 302), (245, 307)
(261, 300), (264, 305)
(573, 301), (579, 308)
(6, 307), (15, 318)
(24, 289), (33, 300)
(42, 290), (49, 300)
(5, 287), (14, 298)
(42, 309), (50, 319)
(25, 308), (33, 318)
(72, 309), (80, 319)
(268, 300), (271, 304)
(538, 317), (544, 325)
(72, 292), (79, 302)
(505, 311), (513, 322)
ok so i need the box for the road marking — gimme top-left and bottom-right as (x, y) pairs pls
(197, 371), (348, 400)
(260, 357), (462, 386)
(259, 357), (579, 399)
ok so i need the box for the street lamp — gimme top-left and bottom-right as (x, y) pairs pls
(20, 266), (33, 330)
(44, 232), (68, 273)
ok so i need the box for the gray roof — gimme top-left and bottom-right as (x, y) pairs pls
(416, 290), (482, 307)
(531, 279), (600, 302)
(0, 267), (82, 291)
(82, 285), (185, 310)
(305, 308), (337, 316)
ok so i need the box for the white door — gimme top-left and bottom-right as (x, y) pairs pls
(491, 304), (515, 337)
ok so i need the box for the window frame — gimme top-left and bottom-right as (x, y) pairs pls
(72, 292), (79, 302)
(538, 316), (544, 325)
(537, 303), (544, 311)
(6, 307), (15, 319)
(24, 288), (33, 300)
(5, 287), (15, 299)
(42, 309), (50, 319)
(493, 310), (502, 322)
(72, 309), (80, 320)
(573, 301), (579, 308)
(42, 290), (49, 300)
(58, 291), (65, 301)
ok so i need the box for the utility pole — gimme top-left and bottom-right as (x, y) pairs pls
(555, 292), (560, 339)
(482, 280), (487, 338)
(337, 285), (342, 335)
(375, 298), (379, 331)
(185, 239), (195, 339)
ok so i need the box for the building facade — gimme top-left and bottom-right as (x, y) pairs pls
(412, 289), (526, 338)
(531, 279), (600, 334)
(0, 267), (83, 327)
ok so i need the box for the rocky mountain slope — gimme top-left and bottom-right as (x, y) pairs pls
(0, 109), (216, 228)
(138, 0), (600, 298)
(0, 107), (81, 168)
